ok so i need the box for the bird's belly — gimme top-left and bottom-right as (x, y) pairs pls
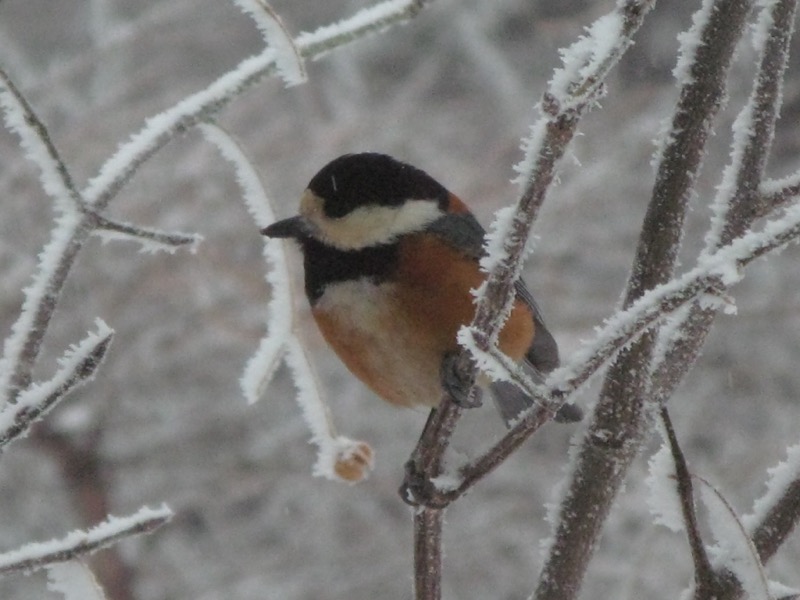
(311, 279), (445, 408)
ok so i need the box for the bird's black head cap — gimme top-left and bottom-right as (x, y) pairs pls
(307, 153), (449, 218)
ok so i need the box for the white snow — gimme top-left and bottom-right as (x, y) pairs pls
(46, 562), (106, 600)
(743, 443), (800, 532)
(548, 12), (624, 104)
(294, 0), (418, 60)
(92, 226), (203, 255)
(700, 480), (772, 600)
(0, 210), (83, 405)
(645, 441), (685, 533)
(673, 0), (715, 84)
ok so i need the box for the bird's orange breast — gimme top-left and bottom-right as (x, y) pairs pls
(311, 233), (536, 408)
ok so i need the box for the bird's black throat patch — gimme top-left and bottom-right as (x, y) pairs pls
(300, 236), (399, 304)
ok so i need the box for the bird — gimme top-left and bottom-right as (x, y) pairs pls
(261, 153), (581, 426)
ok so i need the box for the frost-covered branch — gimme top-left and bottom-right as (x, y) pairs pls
(535, 2), (757, 598)
(232, 0), (306, 86)
(89, 211), (202, 254)
(201, 124), (374, 483)
(404, 0), (655, 509)
(0, 65), (83, 211)
(0, 505), (172, 576)
(0, 321), (113, 450)
(759, 170), (800, 217)
(83, 0), (433, 212)
(708, 445), (800, 600)
(650, 0), (796, 403)
(1, 0), (430, 407)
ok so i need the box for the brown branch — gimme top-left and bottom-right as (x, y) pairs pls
(413, 508), (444, 600)
(659, 408), (721, 599)
(757, 172), (800, 219)
(402, 0), (656, 509)
(535, 2), (755, 599)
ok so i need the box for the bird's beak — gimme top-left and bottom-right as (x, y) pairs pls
(260, 216), (311, 239)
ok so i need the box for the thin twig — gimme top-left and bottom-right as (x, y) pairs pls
(0, 65), (83, 208)
(659, 407), (719, 598)
(89, 211), (202, 252)
(0, 506), (172, 576)
(0, 326), (113, 450)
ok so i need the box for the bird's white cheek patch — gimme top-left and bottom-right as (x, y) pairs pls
(301, 190), (442, 250)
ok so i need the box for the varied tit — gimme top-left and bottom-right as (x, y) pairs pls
(262, 153), (581, 426)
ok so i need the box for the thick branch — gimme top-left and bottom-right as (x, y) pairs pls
(535, 2), (754, 599)
(403, 0), (655, 509)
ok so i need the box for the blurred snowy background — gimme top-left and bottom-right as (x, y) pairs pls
(0, 0), (798, 598)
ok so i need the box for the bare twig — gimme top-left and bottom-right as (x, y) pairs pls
(659, 408), (719, 598)
(413, 508), (444, 600)
(696, 475), (772, 600)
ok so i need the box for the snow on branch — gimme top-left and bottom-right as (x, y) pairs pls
(554, 199), (800, 394)
(90, 211), (203, 255)
(698, 476), (772, 600)
(513, 0), (656, 186)
(200, 124), (374, 483)
(0, 66), (82, 212)
(759, 169), (800, 217)
(295, 0), (430, 60)
(0, 211), (86, 405)
(0, 320), (113, 450)
(199, 124), (292, 401)
(82, 0), (432, 213)
(232, 0), (306, 86)
(0, 504), (172, 576)
(743, 443), (800, 561)
(703, 0), (798, 252)
(469, 0), (655, 361)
